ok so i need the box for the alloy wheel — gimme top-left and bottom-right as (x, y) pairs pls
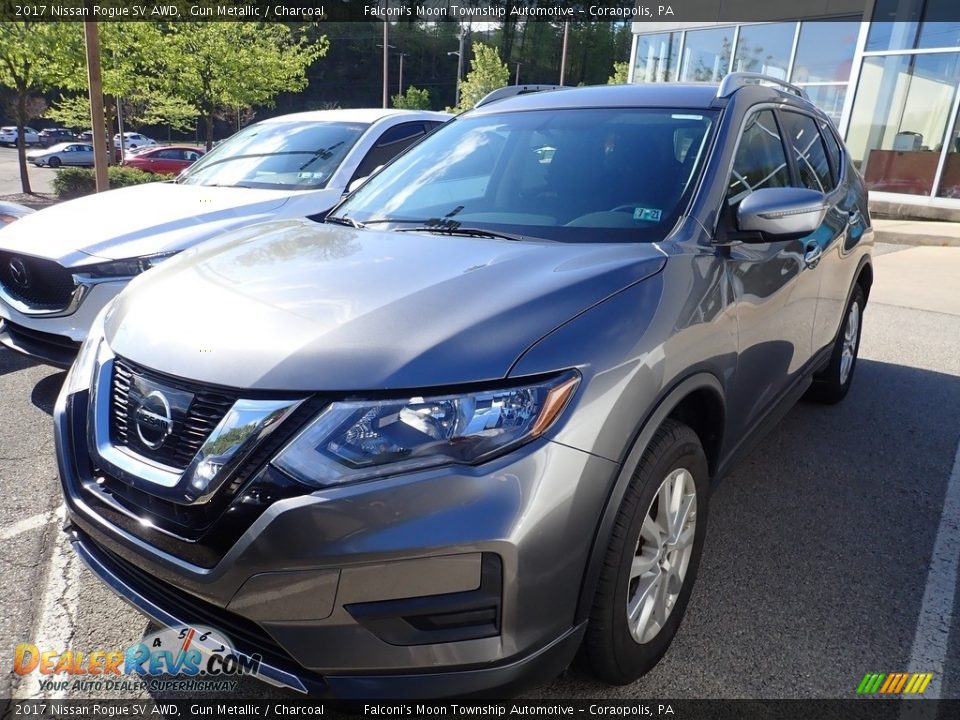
(840, 301), (860, 385)
(626, 467), (697, 644)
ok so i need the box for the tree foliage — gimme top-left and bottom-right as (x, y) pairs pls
(158, 23), (328, 148)
(0, 22), (79, 193)
(392, 86), (431, 110)
(450, 42), (509, 113)
(607, 60), (630, 85)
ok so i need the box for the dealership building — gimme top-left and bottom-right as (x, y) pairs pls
(630, 0), (960, 215)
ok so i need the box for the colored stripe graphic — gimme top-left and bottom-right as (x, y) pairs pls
(856, 672), (933, 694)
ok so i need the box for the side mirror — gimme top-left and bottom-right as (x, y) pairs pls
(736, 188), (827, 241)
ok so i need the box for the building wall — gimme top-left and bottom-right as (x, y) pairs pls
(630, 0), (960, 205)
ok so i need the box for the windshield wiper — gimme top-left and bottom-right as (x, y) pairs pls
(396, 226), (525, 242)
(325, 215), (364, 229)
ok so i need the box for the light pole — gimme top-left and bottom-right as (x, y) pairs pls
(448, 24), (467, 108)
(560, 22), (570, 86)
(377, 40), (396, 105)
(398, 52), (408, 96)
(382, 20), (389, 108)
(515, 62), (522, 85)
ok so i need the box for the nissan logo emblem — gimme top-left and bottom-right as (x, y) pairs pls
(134, 390), (173, 450)
(8, 258), (30, 290)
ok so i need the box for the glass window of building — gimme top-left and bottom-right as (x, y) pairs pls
(800, 85), (848, 127)
(733, 22), (796, 79)
(792, 19), (860, 126)
(634, 32), (680, 83)
(867, 0), (923, 51)
(936, 102), (960, 198)
(868, 0), (960, 51)
(847, 53), (960, 195)
(680, 27), (734, 83)
(792, 19), (860, 83)
(727, 110), (791, 204)
(780, 111), (834, 193)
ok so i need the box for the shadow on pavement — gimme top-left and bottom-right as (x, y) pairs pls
(31, 370), (66, 416)
(0, 345), (40, 378)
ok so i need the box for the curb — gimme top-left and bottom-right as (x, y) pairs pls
(874, 229), (960, 247)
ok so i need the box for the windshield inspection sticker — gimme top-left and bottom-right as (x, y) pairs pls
(633, 207), (662, 222)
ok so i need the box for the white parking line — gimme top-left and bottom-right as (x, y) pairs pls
(12, 505), (82, 701)
(0, 511), (53, 541)
(904, 432), (960, 700)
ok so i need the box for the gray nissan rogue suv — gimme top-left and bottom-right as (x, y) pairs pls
(56, 76), (874, 698)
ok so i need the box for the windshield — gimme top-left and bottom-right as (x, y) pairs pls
(178, 119), (368, 190)
(331, 108), (716, 243)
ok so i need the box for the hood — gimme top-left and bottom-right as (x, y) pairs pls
(107, 220), (666, 391)
(0, 183), (342, 265)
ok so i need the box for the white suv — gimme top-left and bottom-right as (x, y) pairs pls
(0, 108), (449, 366)
(0, 126), (40, 146)
(113, 132), (157, 150)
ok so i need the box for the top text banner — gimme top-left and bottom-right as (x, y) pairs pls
(3, 0), (948, 24)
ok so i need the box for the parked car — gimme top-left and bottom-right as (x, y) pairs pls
(0, 201), (34, 227)
(54, 77), (873, 697)
(123, 145), (204, 175)
(78, 130), (94, 142)
(38, 128), (76, 147)
(113, 132), (156, 150)
(0, 126), (39, 146)
(0, 108), (450, 366)
(27, 142), (95, 168)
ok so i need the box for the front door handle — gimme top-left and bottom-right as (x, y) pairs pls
(804, 243), (823, 268)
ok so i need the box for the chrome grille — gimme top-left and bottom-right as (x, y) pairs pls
(110, 357), (239, 471)
(0, 252), (75, 309)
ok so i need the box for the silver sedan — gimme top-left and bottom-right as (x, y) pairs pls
(27, 142), (95, 168)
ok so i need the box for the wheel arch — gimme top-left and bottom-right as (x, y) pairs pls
(574, 372), (725, 626)
(855, 257), (873, 302)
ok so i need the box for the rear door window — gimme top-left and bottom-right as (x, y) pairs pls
(780, 111), (834, 193)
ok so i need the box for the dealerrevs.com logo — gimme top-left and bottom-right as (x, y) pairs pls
(14, 625), (262, 693)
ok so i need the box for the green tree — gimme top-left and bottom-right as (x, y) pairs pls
(392, 86), (431, 110)
(159, 23), (328, 148)
(449, 42), (509, 113)
(0, 22), (80, 193)
(607, 60), (630, 85)
(51, 23), (192, 156)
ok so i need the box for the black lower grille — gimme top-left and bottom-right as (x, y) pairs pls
(0, 252), (75, 309)
(2, 320), (81, 351)
(81, 531), (324, 683)
(110, 357), (239, 470)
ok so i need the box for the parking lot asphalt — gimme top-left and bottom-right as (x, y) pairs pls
(0, 145), (55, 197)
(0, 242), (958, 702)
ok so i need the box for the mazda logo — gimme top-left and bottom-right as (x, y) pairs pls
(8, 258), (30, 290)
(135, 390), (173, 450)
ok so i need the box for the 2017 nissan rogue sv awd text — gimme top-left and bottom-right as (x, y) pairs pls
(56, 76), (874, 698)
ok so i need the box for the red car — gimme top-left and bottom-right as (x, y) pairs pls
(123, 145), (204, 175)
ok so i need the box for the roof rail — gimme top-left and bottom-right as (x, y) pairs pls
(475, 84), (565, 108)
(717, 72), (808, 100)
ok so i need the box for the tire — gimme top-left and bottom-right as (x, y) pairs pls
(585, 419), (709, 685)
(807, 284), (865, 405)
(48, 157), (61, 168)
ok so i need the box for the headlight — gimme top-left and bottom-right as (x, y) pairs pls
(273, 372), (580, 488)
(63, 302), (112, 396)
(79, 252), (175, 279)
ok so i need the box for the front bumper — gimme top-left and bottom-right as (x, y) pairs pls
(56, 384), (617, 697)
(0, 280), (126, 366)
